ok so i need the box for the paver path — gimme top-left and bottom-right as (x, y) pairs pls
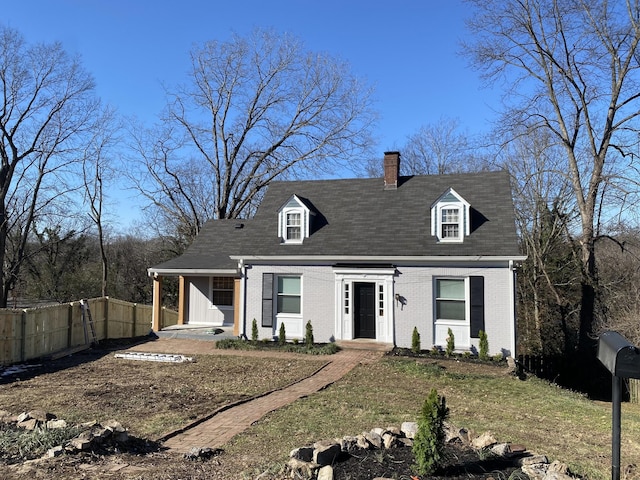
(157, 347), (382, 453)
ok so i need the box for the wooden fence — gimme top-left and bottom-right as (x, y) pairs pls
(0, 297), (178, 366)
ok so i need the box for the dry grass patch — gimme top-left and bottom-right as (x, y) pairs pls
(0, 347), (326, 439)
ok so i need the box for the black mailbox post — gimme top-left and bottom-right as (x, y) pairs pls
(597, 331), (640, 480)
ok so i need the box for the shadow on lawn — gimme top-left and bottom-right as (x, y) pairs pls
(0, 335), (160, 385)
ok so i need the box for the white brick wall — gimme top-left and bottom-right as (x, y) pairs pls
(239, 263), (516, 355)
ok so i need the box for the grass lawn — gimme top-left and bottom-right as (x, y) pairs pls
(225, 356), (640, 480)
(1, 342), (638, 479)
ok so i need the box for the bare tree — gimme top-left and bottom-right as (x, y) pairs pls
(503, 128), (580, 354)
(465, 0), (640, 352)
(82, 108), (119, 297)
(401, 118), (490, 175)
(129, 28), (375, 245)
(362, 118), (491, 177)
(0, 26), (101, 307)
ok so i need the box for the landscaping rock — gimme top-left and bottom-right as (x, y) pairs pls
(27, 410), (52, 422)
(290, 446), (314, 462)
(316, 465), (334, 480)
(471, 431), (497, 449)
(17, 418), (38, 430)
(313, 441), (341, 466)
(46, 419), (67, 429)
(183, 447), (219, 460)
(382, 432), (397, 449)
(400, 421), (417, 439)
(47, 446), (64, 458)
(364, 430), (383, 449)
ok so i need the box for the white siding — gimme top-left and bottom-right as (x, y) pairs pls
(185, 276), (233, 326)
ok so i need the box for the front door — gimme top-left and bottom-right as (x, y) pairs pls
(354, 282), (376, 339)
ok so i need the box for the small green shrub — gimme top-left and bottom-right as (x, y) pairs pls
(411, 327), (421, 354)
(446, 328), (455, 357)
(305, 320), (314, 347)
(278, 322), (286, 346)
(463, 351), (471, 359)
(479, 330), (489, 360)
(251, 318), (258, 342)
(292, 338), (299, 345)
(413, 388), (449, 475)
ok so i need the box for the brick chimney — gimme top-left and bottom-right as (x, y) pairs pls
(383, 151), (400, 190)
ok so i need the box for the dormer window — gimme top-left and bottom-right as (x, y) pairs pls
(441, 208), (460, 239)
(431, 188), (470, 243)
(278, 194), (314, 244)
(286, 212), (301, 240)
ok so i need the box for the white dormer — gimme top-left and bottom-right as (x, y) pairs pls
(278, 195), (313, 244)
(430, 188), (471, 243)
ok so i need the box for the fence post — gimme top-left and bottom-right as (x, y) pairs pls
(104, 297), (109, 340)
(132, 303), (137, 338)
(20, 310), (27, 363)
(67, 303), (73, 349)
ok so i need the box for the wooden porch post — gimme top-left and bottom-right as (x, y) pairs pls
(152, 275), (163, 332)
(178, 276), (186, 325)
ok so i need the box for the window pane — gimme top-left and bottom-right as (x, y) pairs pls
(437, 300), (465, 320)
(287, 212), (301, 225)
(212, 290), (233, 306)
(278, 296), (301, 314)
(437, 279), (464, 299)
(442, 208), (459, 222)
(442, 224), (459, 238)
(212, 277), (234, 289)
(278, 276), (300, 295)
(287, 226), (301, 239)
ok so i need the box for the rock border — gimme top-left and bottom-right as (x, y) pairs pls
(285, 421), (578, 480)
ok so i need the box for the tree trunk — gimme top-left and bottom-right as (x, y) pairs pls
(578, 239), (597, 354)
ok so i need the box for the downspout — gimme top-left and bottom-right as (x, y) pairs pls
(238, 259), (246, 338)
(509, 260), (517, 357)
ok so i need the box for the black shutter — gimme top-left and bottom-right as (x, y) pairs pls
(469, 276), (484, 338)
(261, 273), (274, 327)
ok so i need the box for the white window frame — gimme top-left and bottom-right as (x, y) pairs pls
(440, 206), (461, 241)
(431, 188), (470, 243)
(209, 276), (234, 309)
(433, 276), (471, 349)
(276, 275), (302, 315)
(275, 274), (303, 339)
(285, 211), (302, 242)
(278, 195), (311, 244)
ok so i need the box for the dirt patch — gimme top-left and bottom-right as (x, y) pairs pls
(0, 337), (327, 440)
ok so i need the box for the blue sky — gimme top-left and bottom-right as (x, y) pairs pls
(4, 0), (500, 227)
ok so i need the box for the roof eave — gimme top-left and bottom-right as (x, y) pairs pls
(147, 267), (239, 277)
(230, 255), (527, 263)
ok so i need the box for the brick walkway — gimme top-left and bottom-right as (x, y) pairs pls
(160, 348), (383, 453)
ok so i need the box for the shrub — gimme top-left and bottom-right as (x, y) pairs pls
(479, 330), (489, 360)
(446, 328), (455, 356)
(413, 388), (449, 475)
(278, 322), (286, 346)
(251, 318), (258, 342)
(411, 326), (421, 354)
(305, 320), (314, 347)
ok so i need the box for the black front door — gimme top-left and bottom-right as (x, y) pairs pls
(354, 282), (376, 339)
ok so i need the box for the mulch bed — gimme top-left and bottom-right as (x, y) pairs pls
(331, 440), (522, 480)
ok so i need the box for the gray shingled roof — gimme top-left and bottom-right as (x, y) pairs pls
(150, 170), (522, 273)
